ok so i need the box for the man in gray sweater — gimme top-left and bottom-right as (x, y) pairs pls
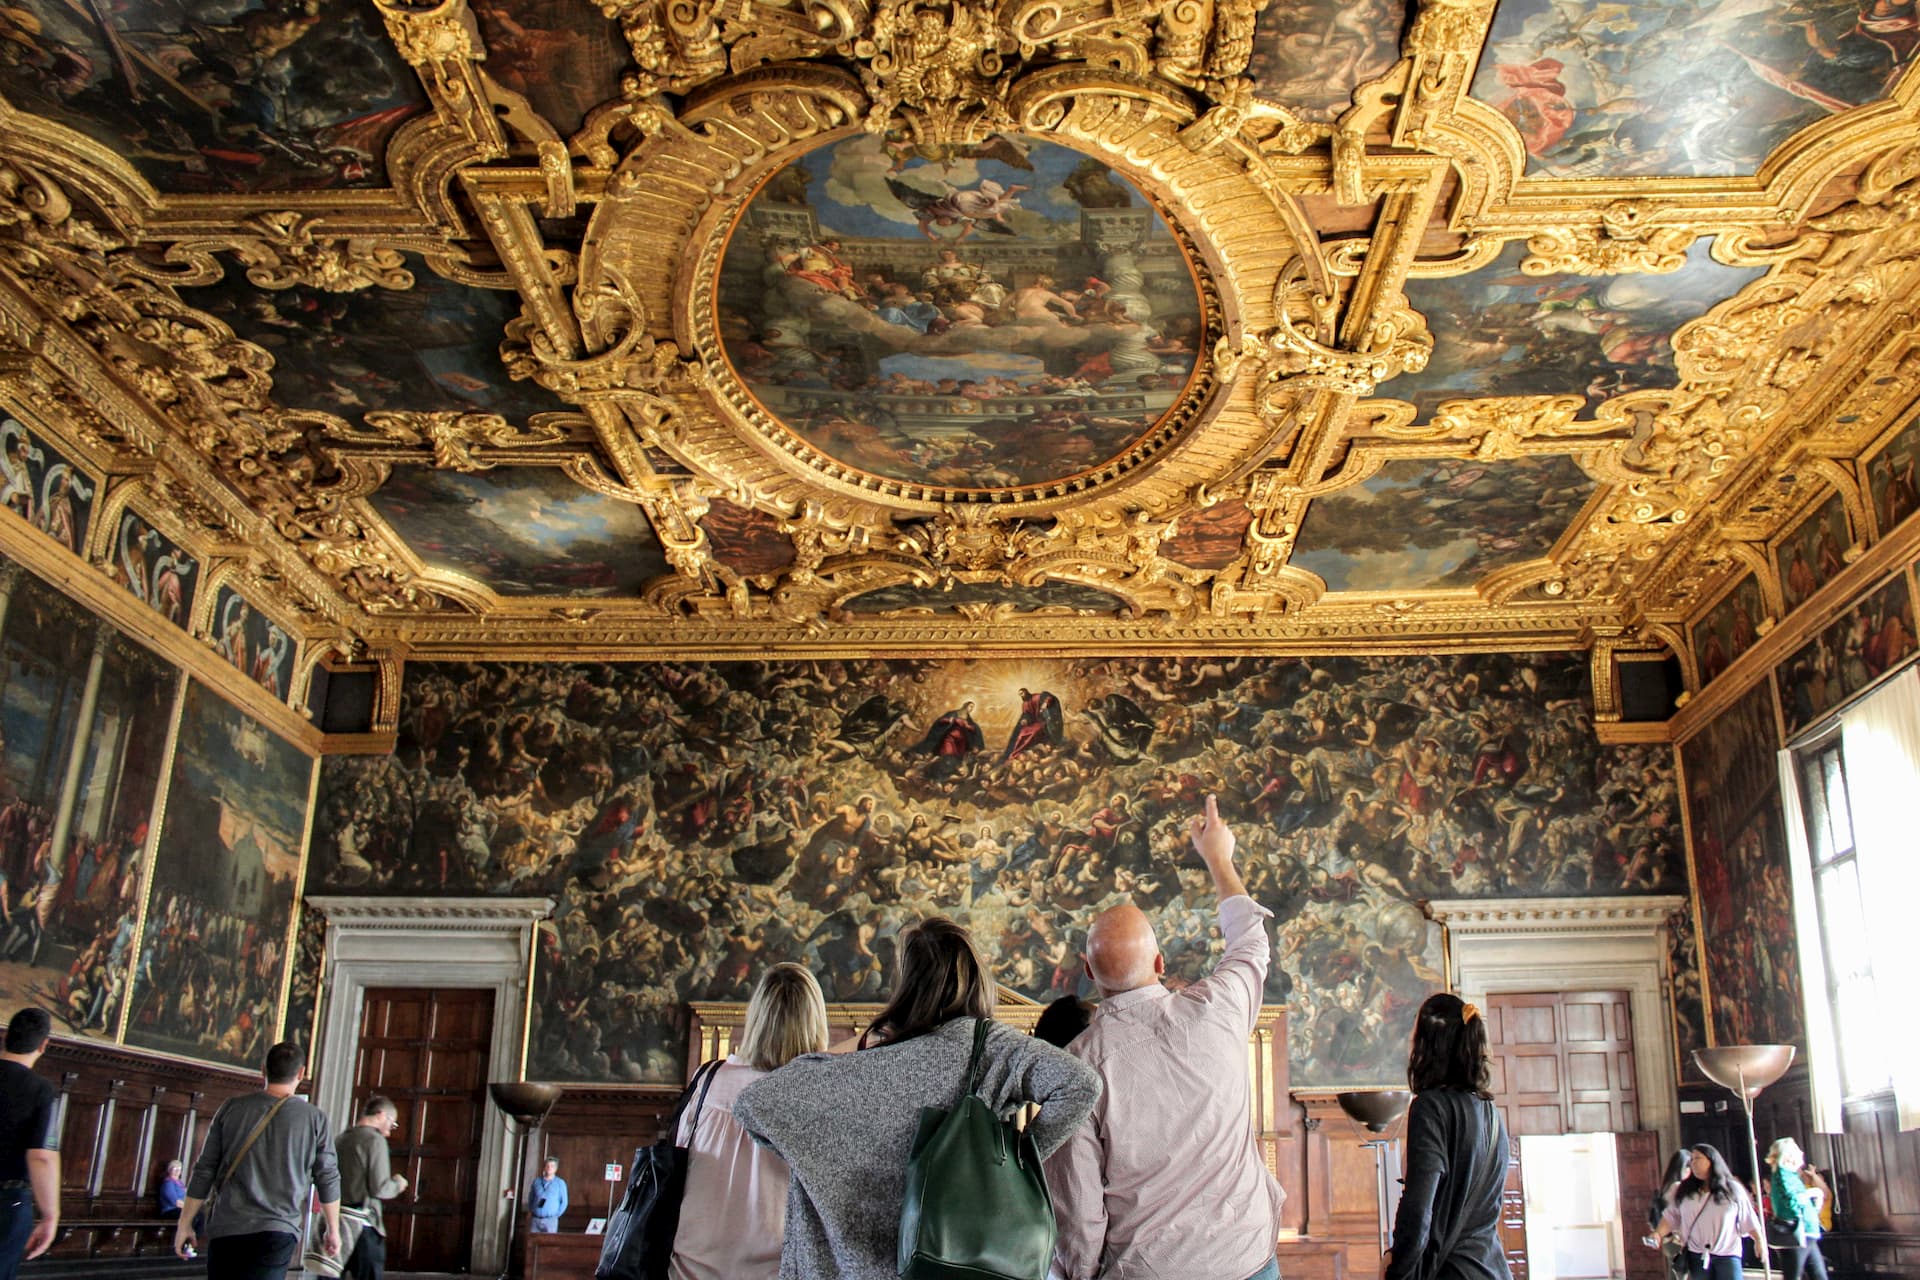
(175, 1042), (342, 1280)
(336, 1096), (408, 1280)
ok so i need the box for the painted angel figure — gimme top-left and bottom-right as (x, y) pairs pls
(1000, 687), (1064, 763)
(34, 464), (90, 552)
(218, 594), (253, 673)
(886, 176), (1029, 240)
(0, 422), (42, 522)
(252, 626), (291, 695)
(148, 552), (194, 625)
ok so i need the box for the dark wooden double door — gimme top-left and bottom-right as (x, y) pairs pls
(355, 986), (495, 1273)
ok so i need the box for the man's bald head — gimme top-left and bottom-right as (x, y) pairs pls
(1085, 903), (1163, 995)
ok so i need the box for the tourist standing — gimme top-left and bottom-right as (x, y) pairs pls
(1045, 796), (1285, 1280)
(1767, 1138), (1828, 1280)
(1383, 994), (1512, 1280)
(174, 1042), (341, 1280)
(733, 916), (1100, 1280)
(670, 963), (830, 1280)
(336, 1096), (408, 1280)
(0, 1009), (57, 1279)
(1659, 1144), (1761, 1280)
(528, 1158), (567, 1232)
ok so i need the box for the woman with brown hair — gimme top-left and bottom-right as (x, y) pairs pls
(1383, 993), (1512, 1280)
(733, 917), (1099, 1280)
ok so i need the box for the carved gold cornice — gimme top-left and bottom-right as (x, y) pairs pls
(0, 0), (1910, 665)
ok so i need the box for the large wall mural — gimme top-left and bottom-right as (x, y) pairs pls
(716, 133), (1206, 490)
(1471, 0), (1920, 179)
(0, 0), (426, 193)
(310, 654), (1682, 1087)
(0, 559), (176, 1042)
(125, 680), (314, 1068)
(1778, 572), (1917, 734)
(1680, 679), (1803, 1050)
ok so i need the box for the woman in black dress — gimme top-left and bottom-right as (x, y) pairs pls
(1383, 993), (1511, 1280)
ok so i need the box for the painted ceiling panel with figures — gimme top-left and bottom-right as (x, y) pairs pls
(0, 0), (425, 192)
(0, 0), (1911, 715)
(1469, 0), (1920, 179)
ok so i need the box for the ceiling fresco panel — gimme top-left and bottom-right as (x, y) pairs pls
(1383, 240), (1767, 422)
(839, 580), (1130, 617)
(468, 1), (633, 140)
(1162, 500), (1256, 570)
(365, 466), (669, 598)
(0, 0), (426, 193)
(1471, 0), (1920, 179)
(699, 499), (798, 579)
(715, 133), (1207, 492)
(183, 255), (567, 426)
(1247, 0), (1411, 122)
(1290, 455), (1595, 593)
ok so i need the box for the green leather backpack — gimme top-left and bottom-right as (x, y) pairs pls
(897, 1018), (1057, 1280)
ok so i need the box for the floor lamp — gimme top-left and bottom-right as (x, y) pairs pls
(1338, 1091), (1412, 1256)
(1693, 1046), (1795, 1280)
(489, 1082), (564, 1280)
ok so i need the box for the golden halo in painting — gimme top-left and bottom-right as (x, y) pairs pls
(712, 132), (1211, 497)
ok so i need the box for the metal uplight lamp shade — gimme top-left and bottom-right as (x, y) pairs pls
(1338, 1090), (1413, 1256)
(489, 1083), (564, 1280)
(1693, 1046), (1795, 1280)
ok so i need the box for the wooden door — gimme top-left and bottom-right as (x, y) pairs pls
(1499, 1134), (1528, 1280)
(1487, 991), (1638, 1137)
(1615, 1129), (1666, 1280)
(356, 987), (495, 1274)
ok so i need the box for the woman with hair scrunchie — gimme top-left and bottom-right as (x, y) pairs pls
(1382, 994), (1512, 1280)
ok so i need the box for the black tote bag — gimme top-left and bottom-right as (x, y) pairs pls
(595, 1059), (723, 1280)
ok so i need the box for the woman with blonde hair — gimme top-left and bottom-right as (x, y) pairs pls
(1766, 1137), (1829, 1280)
(669, 962), (829, 1280)
(734, 916), (1100, 1280)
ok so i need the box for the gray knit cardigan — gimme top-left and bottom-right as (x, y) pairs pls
(732, 1016), (1101, 1280)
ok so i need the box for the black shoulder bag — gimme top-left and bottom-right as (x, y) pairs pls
(595, 1060), (723, 1280)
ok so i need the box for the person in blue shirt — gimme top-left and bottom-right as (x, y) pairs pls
(528, 1158), (567, 1233)
(156, 1160), (186, 1218)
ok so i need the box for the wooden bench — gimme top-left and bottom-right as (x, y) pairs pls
(20, 1218), (198, 1278)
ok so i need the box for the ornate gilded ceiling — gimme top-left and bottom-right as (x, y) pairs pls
(0, 0), (1917, 717)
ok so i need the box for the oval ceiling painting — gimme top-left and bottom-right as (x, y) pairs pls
(715, 133), (1207, 492)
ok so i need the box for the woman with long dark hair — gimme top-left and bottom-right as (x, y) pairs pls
(1383, 993), (1511, 1280)
(1659, 1144), (1761, 1279)
(1646, 1149), (1691, 1280)
(733, 917), (1100, 1280)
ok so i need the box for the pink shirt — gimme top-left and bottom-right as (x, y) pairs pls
(670, 1058), (790, 1280)
(1046, 895), (1286, 1280)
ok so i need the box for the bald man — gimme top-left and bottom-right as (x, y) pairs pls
(1046, 796), (1285, 1280)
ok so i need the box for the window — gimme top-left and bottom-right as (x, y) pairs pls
(1793, 737), (1892, 1097)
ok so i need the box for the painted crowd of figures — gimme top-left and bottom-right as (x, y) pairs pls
(313, 652), (1682, 1086)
